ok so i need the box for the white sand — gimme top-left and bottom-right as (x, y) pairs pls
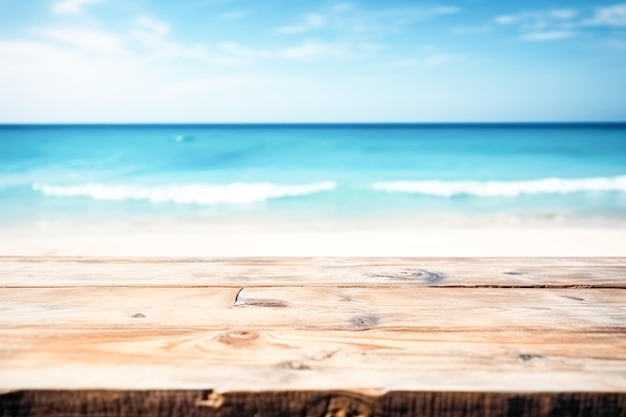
(1, 218), (625, 256)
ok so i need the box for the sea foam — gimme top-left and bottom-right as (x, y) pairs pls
(32, 181), (336, 205)
(372, 176), (626, 197)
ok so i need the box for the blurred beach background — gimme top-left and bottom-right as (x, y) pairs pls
(1, 1), (625, 256)
(1, 123), (625, 256)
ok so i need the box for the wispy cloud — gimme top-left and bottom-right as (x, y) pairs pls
(494, 8), (580, 41)
(131, 31), (245, 66)
(389, 49), (468, 69)
(136, 16), (169, 36)
(364, 6), (461, 28)
(521, 31), (576, 42)
(585, 3), (626, 27)
(494, 15), (517, 25)
(128, 15), (238, 65)
(0, 37), (147, 123)
(35, 12), (260, 68)
(130, 18), (271, 67)
(52, 0), (107, 16)
(276, 5), (461, 36)
(276, 13), (325, 34)
(494, 9), (578, 29)
(35, 27), (125, 55)
(280, 41), (347, 61)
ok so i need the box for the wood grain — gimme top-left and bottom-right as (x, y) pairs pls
(1, 257), (624, 288)
(1, 287), (625, 332)
(1, 390), (625, 417)
(0, 258), (625, 416)
(2, 328), (625, 392)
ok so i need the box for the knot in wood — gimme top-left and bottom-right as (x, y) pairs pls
(518, 353), (544, 362)
(371, 269), (443, 283)
(217, 330), (260, 347)
(415, 269), (443, 283)
(351, 315), (380, 329)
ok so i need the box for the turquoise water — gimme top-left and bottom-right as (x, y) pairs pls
(1, 123), (625, 224)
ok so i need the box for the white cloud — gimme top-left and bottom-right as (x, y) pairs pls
(0, 34), (280, 123)
(218, 41), (271, 60)
(0, 40), (76, 71)
(374, 6), (461, 24)
(136, 16), (169, 36)
(276, 5), (460, 36)
(495, 9), (578, 26)
(130, 31), (266, 67)
(36, 28), (125, 55)
(129, 16), (246, 64)
(0, 39), (387, 123)
(37, 13), (251, 69)
(521, 31), (576, 41)
(0, 21), (279, 122)
(278, 40), (379, 62)
(131, 32), (212, 62)
(494, 15), (517, 25)
(52, 0), (106, 15)
(276, 13), (325, 34)
(280, 42), (348, 61)
(161, 76), (246, 96)
(0, 39), (150, 122)
(494, 9), (581, 41)
(586, 3), (626, 27)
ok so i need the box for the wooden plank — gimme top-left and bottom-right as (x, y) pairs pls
(1, 257), (625, 288)
(0, 286), (624, 391)
(1, 328), (625, 392)
(1, 390), (625, 417)
(1, 287), (625, 331)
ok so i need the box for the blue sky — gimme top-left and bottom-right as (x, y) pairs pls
(0, 0), (625, 122)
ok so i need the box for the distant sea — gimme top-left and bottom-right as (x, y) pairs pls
(1, 123), (625, 226)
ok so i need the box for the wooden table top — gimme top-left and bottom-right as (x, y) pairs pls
(1, 257), (625, 416)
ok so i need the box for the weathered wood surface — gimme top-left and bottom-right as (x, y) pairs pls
(2, 391), (625, 417)
(2, 287), (625, 331)
(1, 257), (625, 288)
(0, 257), (625, 416)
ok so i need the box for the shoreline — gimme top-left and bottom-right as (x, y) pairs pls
(1, 218), (625, 256)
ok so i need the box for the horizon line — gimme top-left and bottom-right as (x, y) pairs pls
(1, 121), (626, 126)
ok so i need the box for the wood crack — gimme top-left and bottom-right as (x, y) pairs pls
(232, 287), (293, 308)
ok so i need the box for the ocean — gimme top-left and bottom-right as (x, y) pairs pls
(1, 123), (625, 227)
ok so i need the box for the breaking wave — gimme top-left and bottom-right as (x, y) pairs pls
(372, 176), (626, 197)
(32, 181), (337, 205)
